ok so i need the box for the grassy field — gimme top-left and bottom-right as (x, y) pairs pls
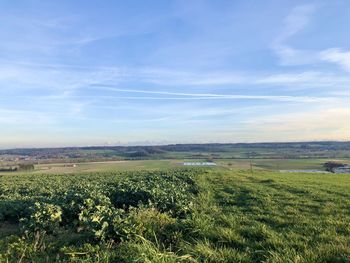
(189, 170), (350, 262)
(216, 158), (350, 171)
(251, 158), (350, 170)
(0, 166), (349, 262)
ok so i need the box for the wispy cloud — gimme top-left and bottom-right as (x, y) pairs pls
(0, 60), (247, 91)
(256, 71), (350, 90)
(272, 4), (350, 73)
(275, 4), (315, 43)
(320, 48), (350, 73)
(91, 85), (333, 103)
(0, 108), (54, 125)
(0, 61), (120, 94)
(272, 4), (317, 65)
(135, 68), (246, 86)
(1, 60), (347, 105)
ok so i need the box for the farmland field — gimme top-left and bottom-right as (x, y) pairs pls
(0, 166), (349, 262)
(2, 157), (350, 176)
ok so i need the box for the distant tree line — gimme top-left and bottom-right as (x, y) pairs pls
(0, 164), (34, 172)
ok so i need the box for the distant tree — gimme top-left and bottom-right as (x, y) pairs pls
(18, 163), (35, 171)
(0, 166), (17, 172)
(126, 151), (149, 158)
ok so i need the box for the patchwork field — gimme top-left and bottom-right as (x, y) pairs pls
(2, 157), (350, 176)
(0, 166), (349, 262)
(0, 160), (183, 175)
(33, 160), (181, 173)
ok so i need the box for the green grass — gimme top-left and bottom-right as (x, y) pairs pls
(218, 158), (350, 171)
(0, 168), (349, 262)
(251, 158), (350, 170)
(184, 170), (350, 262)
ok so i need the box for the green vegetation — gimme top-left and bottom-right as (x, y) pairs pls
(0, 164), (34, 172)
(0, 167), (349, 262)
(189, 170), (350, 262)
(0, 169), (199, 262)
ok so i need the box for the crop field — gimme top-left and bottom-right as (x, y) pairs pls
(0, 167), (349, 262)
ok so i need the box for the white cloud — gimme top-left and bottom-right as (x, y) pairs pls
(272, 4), (317, 65)
(273, 46), (320, 66)
(320, 48), (350, 73)
(279, 4), (315, 40)
(272, 5), (350, 73)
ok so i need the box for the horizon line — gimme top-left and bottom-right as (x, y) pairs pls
(1, 140), (350, 151)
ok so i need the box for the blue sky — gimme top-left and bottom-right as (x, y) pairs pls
(1, 0), (350, 148)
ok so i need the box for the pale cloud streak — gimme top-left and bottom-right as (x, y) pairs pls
(256, 71), (350, 91)
(320, 48), (350, 73)
(272, 4), (318, 65)
(2, 59), (349, 95)
(91, 85), (333, 103)
(0, 108), (54, 125)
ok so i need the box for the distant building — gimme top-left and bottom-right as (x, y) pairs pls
(183, 162), (216, 166)
(333, 165), (350, 174)
(323, 162), (350, 173)
(64, 164), (77, 168)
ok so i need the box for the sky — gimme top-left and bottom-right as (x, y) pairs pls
(0, 0), (350, 148)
